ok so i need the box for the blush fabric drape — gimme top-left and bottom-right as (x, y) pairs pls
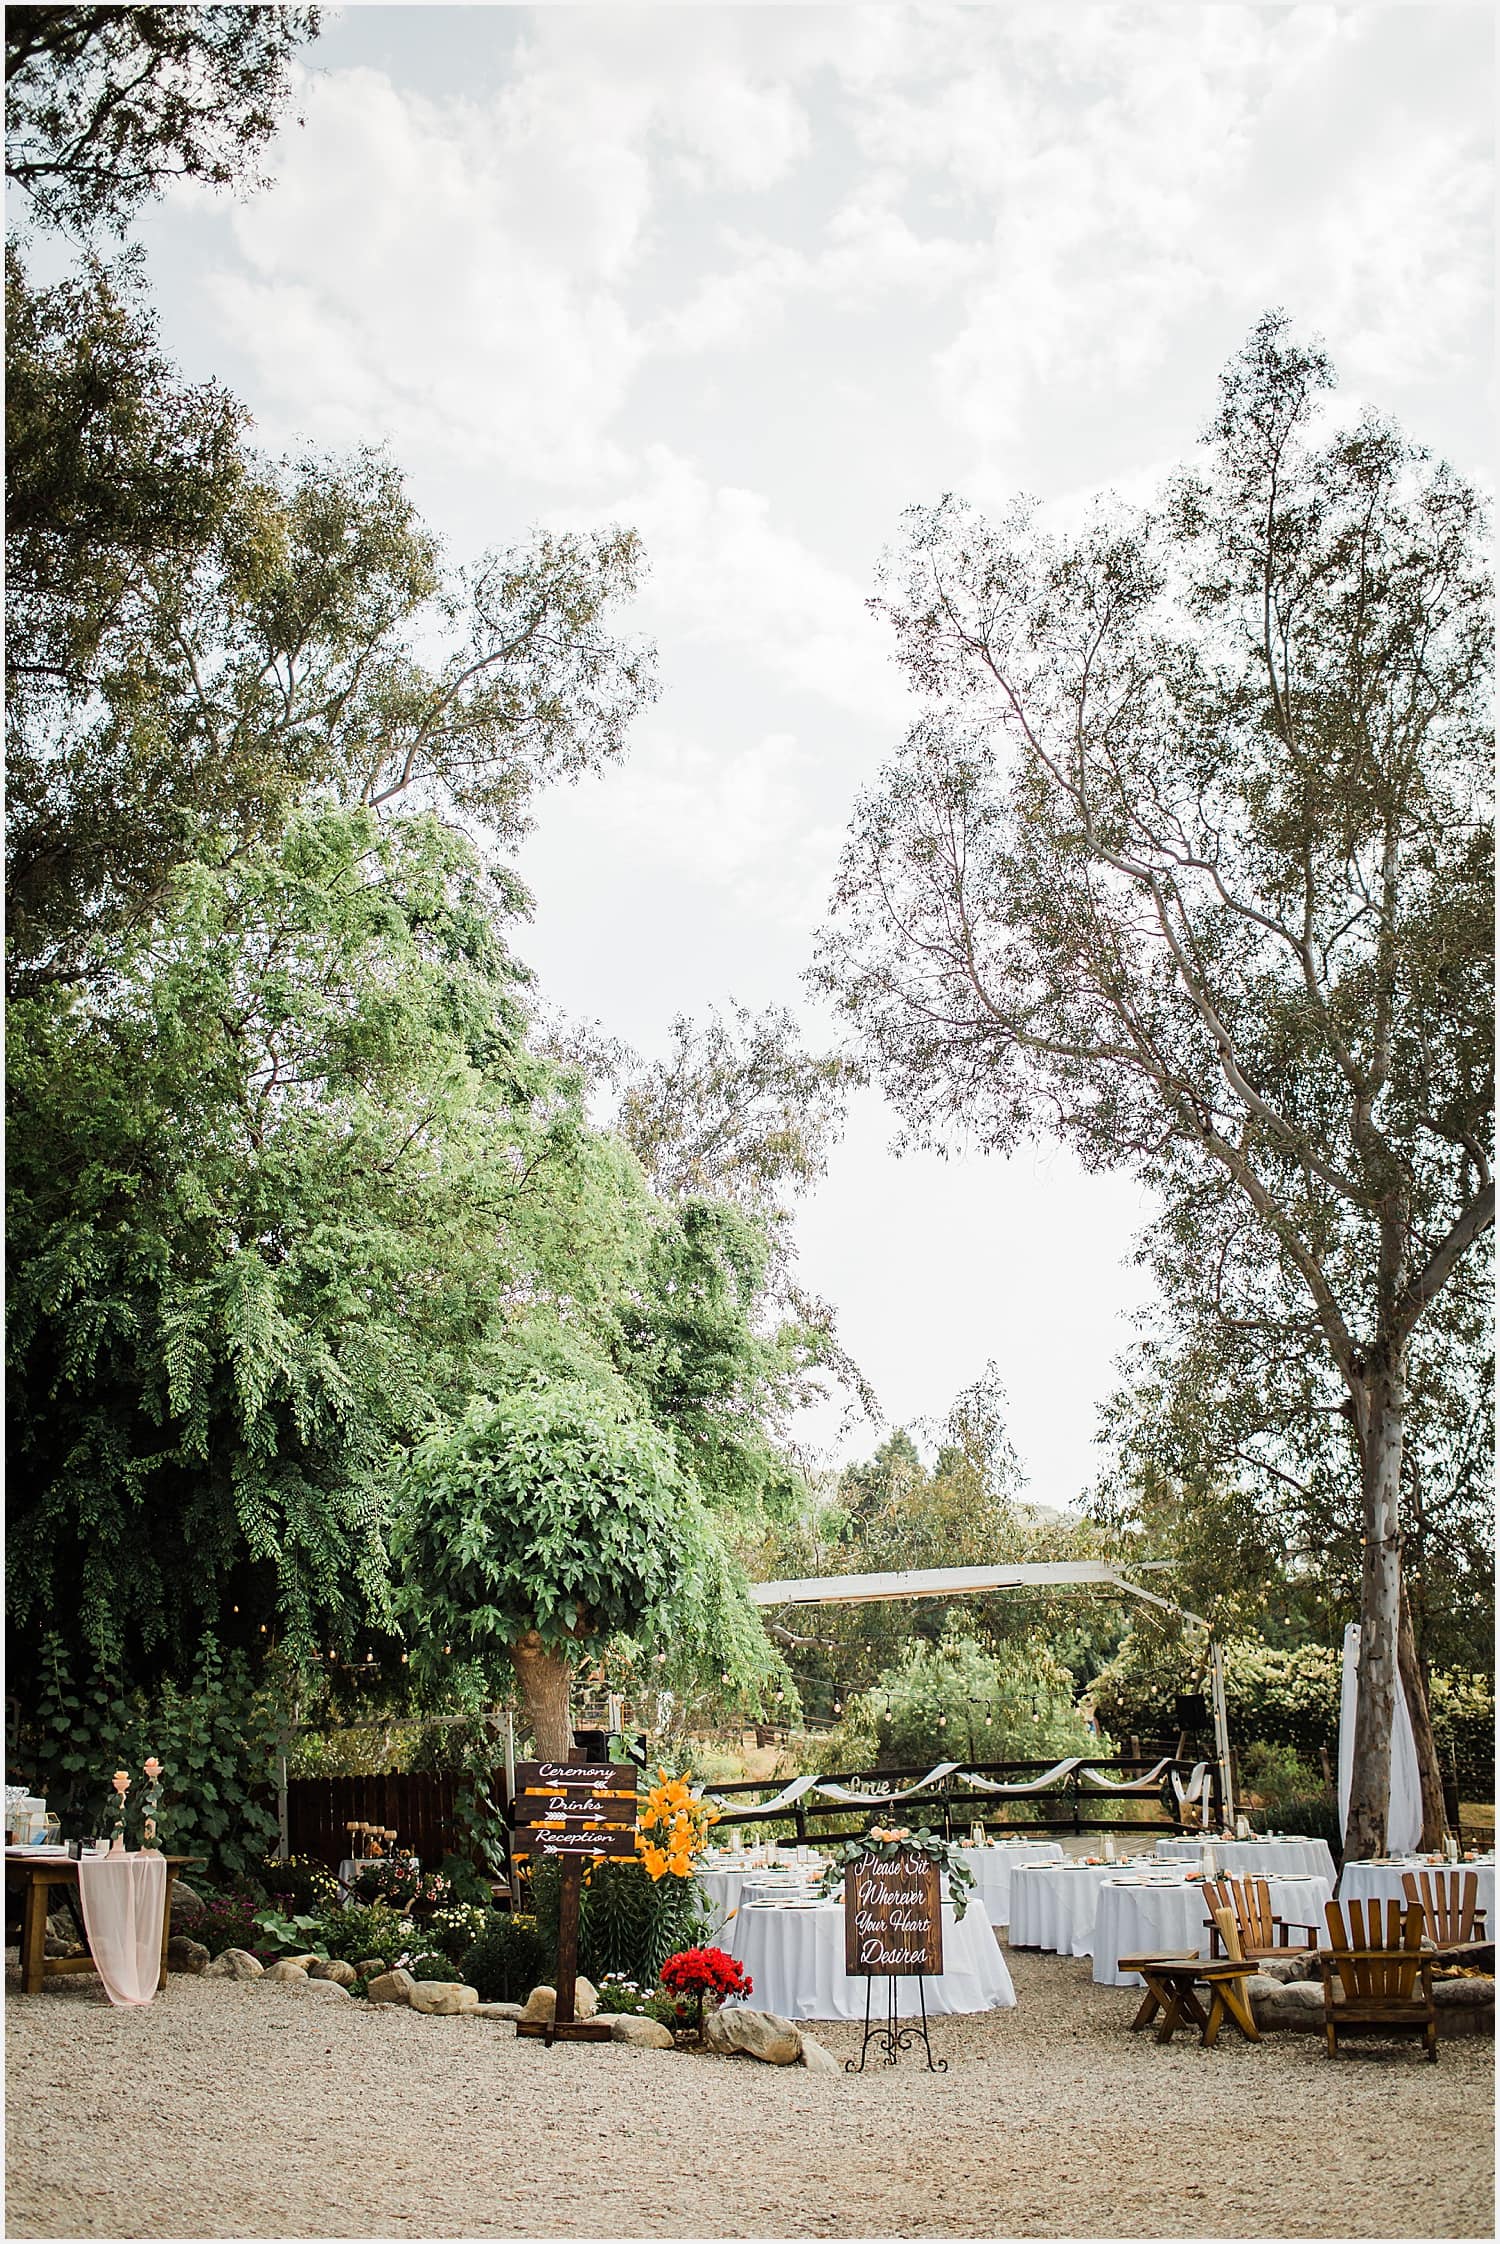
(77, 1852), (167, 2006)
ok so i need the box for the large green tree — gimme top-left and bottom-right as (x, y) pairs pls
(6, 806), (630, 1683)
(6, 4), (320, 236)
(815, 314), (1493, 1857)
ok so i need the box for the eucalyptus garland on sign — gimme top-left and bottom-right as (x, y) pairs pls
(819, 1823), (977, 1919)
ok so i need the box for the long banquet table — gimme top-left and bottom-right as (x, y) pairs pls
(1154, 1835), (1338, 1884)
(724, 1895), (1015, 2020)
(1336, 1856), (1495, 1919)
(1092, 1871), (1332, 1987)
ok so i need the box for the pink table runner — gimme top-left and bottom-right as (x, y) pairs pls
(77, 1852), (167, 2006)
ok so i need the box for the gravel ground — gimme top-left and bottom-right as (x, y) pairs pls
(5, 1945), (1493, 2241)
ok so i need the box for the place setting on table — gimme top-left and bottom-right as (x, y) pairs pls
(1091, 1862), (1332, 1987)
(1154, 1829), (1339, 1885)
(951, 1826), (1065, 1928)
(1336, 1847), (1496, 1917)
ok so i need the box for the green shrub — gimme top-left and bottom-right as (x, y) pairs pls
(459, 1912), (550, 2004)
(312, 1899), (413, 1967)
(260, 1856), (341, 1915)
(1239, 1742), (1321, 1806)
(420, 1903), (489, 1968)
(397, 1947), (452, 1981)
(836, 1631), (1095, 1770)
(538, 1858), (710, 1985)
(195, 1895), (268, 1957)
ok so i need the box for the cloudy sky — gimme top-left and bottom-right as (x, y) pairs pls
(119, 2), (1492, 1503)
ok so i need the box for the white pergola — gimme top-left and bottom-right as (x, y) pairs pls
(749, 1557), (1235, 1822)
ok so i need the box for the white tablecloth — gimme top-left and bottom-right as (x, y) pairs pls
(1009, 1863), (1122, 1956)
(725, 1898), (1014, 2020)
(696, 1859), (823, 1931)
(1092, 1873), (1332, 1987)
(77, 1851), (167, 2008)
(1337, 1857), (1495, 1923)
(1155, 1836), (1338, 1885)
(955, 1842), (1065, 1927)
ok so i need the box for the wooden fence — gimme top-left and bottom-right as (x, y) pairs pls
(704, 1755), (1220, 1844)
(286, 1773), (486, 1869)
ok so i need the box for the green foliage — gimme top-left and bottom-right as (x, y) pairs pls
(252, 1907), (327, 1956)
(835, 1630), (1097, 1771)
(1239, 1743), (1321, 1806)
(5, 807), (607, 1679)
(458, 1912), (551, 2005)
(397, 1948), (453, 1982)
(1245, 1796), (1345, 1863)
(259, 1856), (341, 1915)
(568, 1861), (710, 1987)
(419, 1904), (490, 1969)
(195, 1894), (269, 1957)
(6, 5), (322, 236)
(1093, 1632), (1496, 1795)
(18, 1631), (278, 1878)
(311, 1899), (413, 1969)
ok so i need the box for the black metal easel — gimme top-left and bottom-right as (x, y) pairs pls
(847, 1968), (947, 2072)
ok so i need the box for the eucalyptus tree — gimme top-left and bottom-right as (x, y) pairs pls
(815, 314), (1493, 1857)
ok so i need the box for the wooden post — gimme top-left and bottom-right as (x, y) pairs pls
(555, 1855), (581, 2027)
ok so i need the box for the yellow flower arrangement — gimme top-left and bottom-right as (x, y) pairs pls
(635, 1767), (719, 1882)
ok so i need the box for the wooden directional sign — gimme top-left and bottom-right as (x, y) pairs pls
(510, 1761), (638, 1860)
(844, 1851), (944, 1977)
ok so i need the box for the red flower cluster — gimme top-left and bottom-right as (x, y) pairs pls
(659, 1945), (752, 2001)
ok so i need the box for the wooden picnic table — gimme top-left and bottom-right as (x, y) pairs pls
(5, 1853), (202, 1995)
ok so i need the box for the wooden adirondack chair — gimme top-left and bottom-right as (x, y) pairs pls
(1400, 1869), (1488, 1947)
(1203, 1875), (1317, 1960)
(1316, 1899), (1437, 2062)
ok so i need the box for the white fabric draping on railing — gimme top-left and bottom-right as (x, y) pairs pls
(77, 1851), (167, 2007)
(1077, 1757), (1174, 1793)
(1172, 1761), (1211, 1807)
(731, 1772), (821, 1816)
(810, 1761), (960, 1806)
(962, 1758), (1083, 1795)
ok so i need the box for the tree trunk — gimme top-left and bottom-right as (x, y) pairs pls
(1397, 1576), (1447, 1849)
(511, 1629), (575, 1760)
(1345, 1357), (1404, 1861)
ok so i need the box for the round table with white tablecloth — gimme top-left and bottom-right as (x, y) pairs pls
(1336, 1855), (1495, 1923)
(724, 1896), (1014, 2021)
(1092, 1871), (1332, 1987)
(695, 1857), (823, 1932)
(1008, 1861), (1122, 1956)
(954, 1840), (1064, 1928)
(1155, 1835), (1338, 1885)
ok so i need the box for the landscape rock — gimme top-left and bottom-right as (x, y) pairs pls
(169, 1882), (206, 1928)
(520, 1985), (556, 2023)
(310, 1957), (358, 1985)
(796, 2032), (841, 2073)
(366, 1968), (416, 2005)
(355, 1958), (387, 1981)
(166, 1936), (209, 1974)
(45, 1911), (76, 1942)
(1249, 1979), (1324, 2030)
(1256, 1952), (1319, 1983)
(473, 2002), (523, 2020)
(607, 2014), (675, 2049)
(286, 1974), (351, 1999)
(262, 1959), (310, 1984)
(408, 1981), (479, 2016)
(703, 2007), (802, 2064)
(204, 1948), (263, 1981)
(280, 1953), (320, 1972)
(1433, 1977), (1495, 2038)
(44, 1936), (87, 1958)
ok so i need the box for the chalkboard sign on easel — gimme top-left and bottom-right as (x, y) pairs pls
(843, 1851), (948, 2072)
(511, 1760), (637, 2047)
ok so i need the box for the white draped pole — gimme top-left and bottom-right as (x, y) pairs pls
(1339, 1622), (1422, 1855)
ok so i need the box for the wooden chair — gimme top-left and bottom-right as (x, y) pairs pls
(1400, 1868), (1487, 1947)
(1316, 1899), (1436, 2062)
(1203, 1875), (1317, 1960)
(1116, 1909), (1260, 2048)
